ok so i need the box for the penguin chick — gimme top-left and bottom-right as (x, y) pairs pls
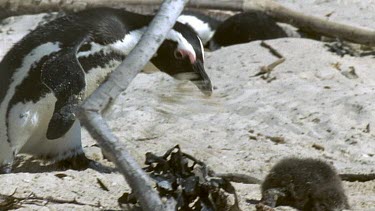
(0, 7), (212, 173)
(177, 10), (221, 47)
(260, 157), (349, 211)
(209, 11), (288, 50)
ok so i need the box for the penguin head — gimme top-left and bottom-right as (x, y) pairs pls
(151, 23), (213, 96)
(177, 11), (221, 46)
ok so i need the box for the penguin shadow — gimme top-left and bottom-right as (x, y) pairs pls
(12, 154), (117, 174)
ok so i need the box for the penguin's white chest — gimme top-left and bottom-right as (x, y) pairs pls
(0, 42), (61, 144)
(7, 93), (57, 152)
(0, 42), (61, 159)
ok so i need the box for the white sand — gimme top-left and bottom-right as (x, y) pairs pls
(0, 1), (374, 210)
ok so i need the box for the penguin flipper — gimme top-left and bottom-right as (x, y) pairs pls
(41, 48), (86, 140)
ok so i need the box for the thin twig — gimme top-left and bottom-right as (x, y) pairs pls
(340, 173), (375, 182)
(1, 191), (100, 209)
(260, 41), (283, 58)
(215, 173), (262, 184)
(252, 41), (285, 81)
(177, 149), (262, 185)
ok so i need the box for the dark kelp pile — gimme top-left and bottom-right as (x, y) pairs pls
(119, 145), (240, 211)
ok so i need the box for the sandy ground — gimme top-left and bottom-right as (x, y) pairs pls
(1, 1), (375, 210)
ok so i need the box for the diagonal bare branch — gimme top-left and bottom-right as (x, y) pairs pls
(0, 0), (240, 20)
(78, 0), (187, 210)
(3, 0), (375, 46)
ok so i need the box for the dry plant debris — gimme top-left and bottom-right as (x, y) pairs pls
(325, 39), (358, 57)
(119, 145), (241, 211)
(0, 190), (100, 210)
(145, 145), (240, 211)
(252, 41), (285, 82)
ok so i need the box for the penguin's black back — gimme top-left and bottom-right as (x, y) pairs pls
(0, 8), (157, 142)
(182, 10), (221, 30)
(0, 8), (151, 104)
(1, 7), (207, 143)
(210, 11), (287, 49)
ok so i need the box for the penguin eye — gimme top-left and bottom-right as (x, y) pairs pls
(174, 50), (184, 60)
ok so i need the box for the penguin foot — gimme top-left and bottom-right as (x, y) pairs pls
(0, 164), (12, 174)
(56, 153), (91, 171)
(55, 153), (115, 173)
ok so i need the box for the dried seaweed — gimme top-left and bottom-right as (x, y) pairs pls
(119, 145), (240, 211)
(0, 190), (22, 210)
(325, 40), (358, 57)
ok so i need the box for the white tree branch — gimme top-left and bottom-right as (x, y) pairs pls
(78, 0), (187, 210)
(241, 0), (375, 46)
(2, 0), (375, 46)
(0, 0), (239, 19)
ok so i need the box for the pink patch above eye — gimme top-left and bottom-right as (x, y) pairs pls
(178, 49), (196, 64)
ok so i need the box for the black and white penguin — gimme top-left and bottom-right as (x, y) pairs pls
(260, 157), (349, 211)
(0, 7), (212, 173)
(177, 10), (221, 47)
(209, 11), (288, 50)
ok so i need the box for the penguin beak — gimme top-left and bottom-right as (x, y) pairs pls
(191, 60), (213, 96)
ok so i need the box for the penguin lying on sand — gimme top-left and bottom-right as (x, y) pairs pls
(209, 11), (288, 50)
(259, 157), (349, 211)
(0, 7), (212, 173)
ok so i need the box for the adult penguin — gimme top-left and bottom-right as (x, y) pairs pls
(209, 11), (288, 50)
(0, 7), (212, 173)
